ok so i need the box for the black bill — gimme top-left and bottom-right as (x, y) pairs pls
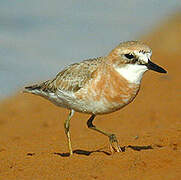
(146, 60), (167, 73)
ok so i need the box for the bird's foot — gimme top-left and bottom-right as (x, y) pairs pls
(108, 134), (122, 153)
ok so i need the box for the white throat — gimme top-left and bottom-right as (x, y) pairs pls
(115, 64), (148, 84)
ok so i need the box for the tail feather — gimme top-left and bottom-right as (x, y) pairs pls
(24, 84), (43, 95)
(23, 80), (56, 95)
(25, 84), (42, 91)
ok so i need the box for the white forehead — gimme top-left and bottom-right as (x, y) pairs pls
(134, 50), (152, 63)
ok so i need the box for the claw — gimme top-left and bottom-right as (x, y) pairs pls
(109, 134), (122, 153)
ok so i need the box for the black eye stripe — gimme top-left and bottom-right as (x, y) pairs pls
(124, 54), (134, 59)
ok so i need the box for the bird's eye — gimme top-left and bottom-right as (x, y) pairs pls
(124, 54), (134, 59)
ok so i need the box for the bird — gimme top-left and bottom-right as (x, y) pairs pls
(24, 41), (167, 155)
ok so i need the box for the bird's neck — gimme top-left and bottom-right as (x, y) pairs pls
(113, 64), (148, 84)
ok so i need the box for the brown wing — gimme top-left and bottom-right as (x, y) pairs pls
(54, 57), (103, 92)
(28, 57), (104, 93)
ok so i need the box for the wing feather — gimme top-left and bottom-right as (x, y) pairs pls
(54, 57), (103, 92)
(26, 57), (103, 94)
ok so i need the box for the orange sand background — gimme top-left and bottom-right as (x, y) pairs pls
(0, 13), (181, 180)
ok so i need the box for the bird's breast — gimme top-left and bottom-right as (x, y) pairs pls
(75, 65), (140, 114)
(91, 67), (140, 104)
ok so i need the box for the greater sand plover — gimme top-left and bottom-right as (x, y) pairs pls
(24, 41), (167, 155)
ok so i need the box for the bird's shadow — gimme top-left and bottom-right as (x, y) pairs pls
(54, 145), (154, 157)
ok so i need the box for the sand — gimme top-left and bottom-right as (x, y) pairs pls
(0, 13), (181, 180)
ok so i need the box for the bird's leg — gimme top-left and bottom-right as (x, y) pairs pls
(87, 115), (122, 153)
(64, 109), (74, 155)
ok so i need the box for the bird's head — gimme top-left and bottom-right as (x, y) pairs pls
(107, 41), (167, 84)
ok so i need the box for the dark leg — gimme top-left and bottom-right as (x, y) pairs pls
(87, 115), (121, 152)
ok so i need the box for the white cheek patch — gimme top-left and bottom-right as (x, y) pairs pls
(115, 64), (148, 84)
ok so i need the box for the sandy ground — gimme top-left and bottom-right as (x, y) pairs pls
(0, 14), (181, 180)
